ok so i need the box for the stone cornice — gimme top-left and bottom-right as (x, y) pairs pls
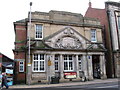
(28, 19), (103, 28)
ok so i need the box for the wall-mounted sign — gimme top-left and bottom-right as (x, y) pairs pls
(48, 60), (51, 66)
(64, 72), (77, 79)
(27, 63), (31, 66)
(6, 69), (13, 74)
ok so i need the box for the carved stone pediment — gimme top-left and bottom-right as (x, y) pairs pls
(87, 43), (106, 51)
(45, 27), (90, 49)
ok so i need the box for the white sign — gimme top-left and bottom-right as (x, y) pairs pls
(6, 69), (13, 74)
(27, 63), (31, 66)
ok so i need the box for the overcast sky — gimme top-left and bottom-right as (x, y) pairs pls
(0, 0), (119, 59)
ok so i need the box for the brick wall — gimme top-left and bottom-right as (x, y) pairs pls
(14, 23), (27, 84)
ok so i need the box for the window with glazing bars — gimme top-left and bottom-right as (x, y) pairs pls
(33, 54), (45, 72)
(64, 55), (73, 71)
(35, 24), (43, 39)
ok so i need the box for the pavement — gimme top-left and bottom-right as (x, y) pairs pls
(9, 78), (119, 89)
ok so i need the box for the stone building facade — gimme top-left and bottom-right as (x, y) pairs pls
(105, 1), (120, 78)
(13, 10), (107, 84)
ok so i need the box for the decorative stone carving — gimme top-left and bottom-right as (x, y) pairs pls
(55, 36), (82, 49)
(64, 27), (74, 35)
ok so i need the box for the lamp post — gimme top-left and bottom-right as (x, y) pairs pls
(27, 2), (32, 85)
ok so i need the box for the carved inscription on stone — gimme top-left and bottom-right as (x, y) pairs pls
(32, 73), (46, 80)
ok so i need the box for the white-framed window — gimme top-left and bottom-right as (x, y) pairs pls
(78, 55), (82, 71)
(91, 29), (97, 42)
(117, 16), (120, 30)
(33, 54), (45, 72)
(19, 61), (24, 72)
(35, 24), (43, 39)
(54, 55), (59, 71)
(64, 55), (73, 71)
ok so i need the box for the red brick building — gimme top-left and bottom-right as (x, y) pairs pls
(13, 20), (27, 84)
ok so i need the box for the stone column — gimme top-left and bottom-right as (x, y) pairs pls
(59, 54), (65, 82)
(46, 54), (55, 83)
(46, 54), (49, 82)
(82, 55), (88, 79)
(46, 54), (51, 83)
(100, 55), (107, 79)
(75, 55), (81, 80)
(87, 55), (93, 80)
(50, 54), (55, 77)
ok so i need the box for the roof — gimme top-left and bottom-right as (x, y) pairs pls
(105, 1), (120, 6)
(0, 52), (14, 62)
(15, 18), (27, 23)
(2, 62), (14, 68)
(85, 5), (108, 29)
(14, 10), (102, 28)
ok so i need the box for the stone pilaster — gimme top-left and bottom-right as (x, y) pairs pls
(50, 54), (55, 77)
(82, 55), (88, 79)
(59, 54), (65, 82)
(75, 55), (81, 80)
(100, 55), (107, 79)
(87, 55), (93, 80)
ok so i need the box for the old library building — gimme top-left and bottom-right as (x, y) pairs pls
(13, 10), (107, 84)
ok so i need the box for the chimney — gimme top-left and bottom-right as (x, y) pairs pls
(89, 0), (92, 8)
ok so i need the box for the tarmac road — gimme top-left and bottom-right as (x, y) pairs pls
(2, 81), (119, 90)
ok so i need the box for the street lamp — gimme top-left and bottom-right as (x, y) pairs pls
(27, 2), (32, 85)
